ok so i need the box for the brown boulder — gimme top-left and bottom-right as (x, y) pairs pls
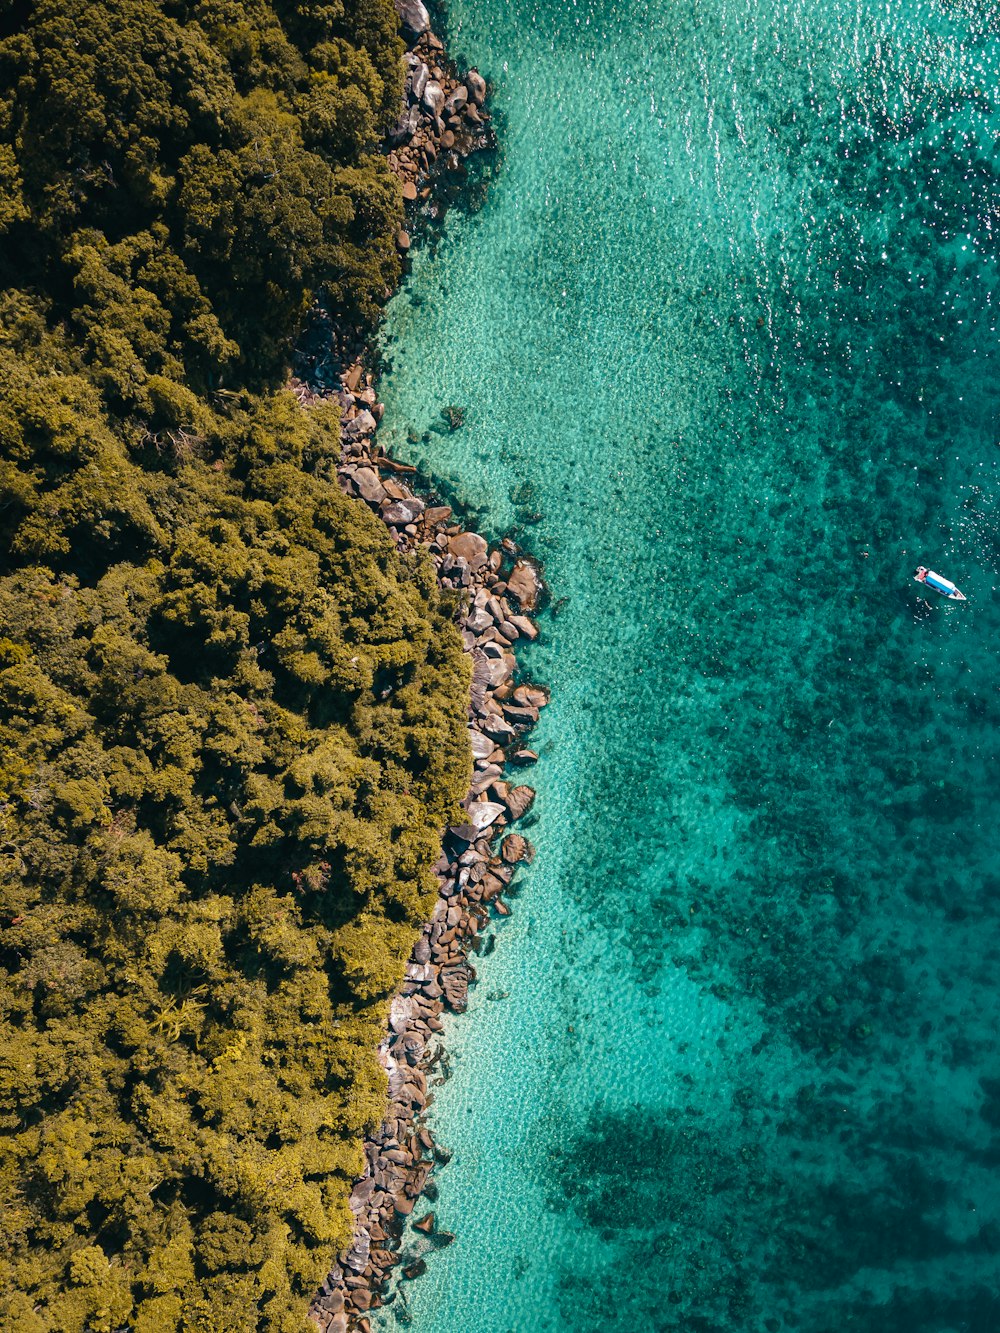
(513, 684), (549, 708)
(505, 786), (535, 820)
(448, 530), (488, 570)
(501, 833), (533, 864)
(466, 69), (487, 105)
(506, 559), (542, 610)
(511, 748), (538, 765)
(413, 1212), (436, 1234)
(479, 872), (505, 900)
(440, 966), (469, 1011)
(502, 703), (539, 726)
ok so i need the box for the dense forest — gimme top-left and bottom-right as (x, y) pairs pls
(0, 2), (470, 1329)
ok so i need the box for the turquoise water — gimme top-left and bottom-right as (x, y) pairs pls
(375, 1), (1000, 1329)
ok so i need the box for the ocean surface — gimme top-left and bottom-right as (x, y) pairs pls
(374, 1), (1000, 1329)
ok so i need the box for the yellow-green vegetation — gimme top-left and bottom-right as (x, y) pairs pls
(0, 2), (471, 1330)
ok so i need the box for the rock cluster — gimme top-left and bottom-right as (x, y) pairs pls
(386, 19), (493, 239)
(309, 373), (545, 1333)
(308, 14), (544, 1332)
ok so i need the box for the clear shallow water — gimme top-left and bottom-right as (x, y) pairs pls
(375, 1), (1000, 1329)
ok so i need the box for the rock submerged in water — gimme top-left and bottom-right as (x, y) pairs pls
(440, 966), (469, 1011)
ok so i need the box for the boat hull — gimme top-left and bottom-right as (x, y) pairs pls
(914, 569), (966, 601)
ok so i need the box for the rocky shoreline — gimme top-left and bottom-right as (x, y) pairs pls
(307, 8), (544, 1331)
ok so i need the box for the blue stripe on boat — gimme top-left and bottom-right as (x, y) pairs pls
(926, 573), (955, 594)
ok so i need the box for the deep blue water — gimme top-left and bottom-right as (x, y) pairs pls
(375, 1), (1000, 1328)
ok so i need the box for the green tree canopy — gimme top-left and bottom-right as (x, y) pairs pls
(0, 1), (469, 1329)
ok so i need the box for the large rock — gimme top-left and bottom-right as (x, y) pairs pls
(448, 530), (488, 571)
(466, 607), (493, 635)
(505, 786), (535, 820)
(469, 728), (495, 760)
(318, 1287), (345, 1314)
(352, 467), (385, 504)
(488, 652), (515, 688)
(511, 748), (538, 766)
(444, 85), (468, 117)
(467, 800), (505, 830)
(440, 966), (469, 1011)
(342, 1231), (370, 1273)
(421, 81), (445, 117)
(448, 821), (482, 844)
(481, 713), (516, 743)
(409, 61), (429, 102)
(382, 497), (425, 525)
(514, 684), (549, 708)
(501, 833), (532, 864)
(388, 995), (414, 1035)
(502, 703), (539, 726)
(389, 104), (420, 144)
(342, 409), (377, 441)
(349, 1176), (375, 1210)
(507, 559), (542, 610)
(396, 0), (430, 35)
(466, 69), (487, 105)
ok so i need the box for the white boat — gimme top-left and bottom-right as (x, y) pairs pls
(914, 566), (966, 601)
